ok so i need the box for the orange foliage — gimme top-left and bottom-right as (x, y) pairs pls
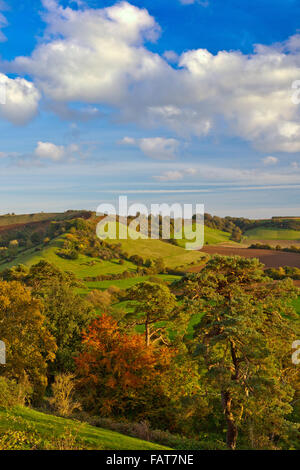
(75, 314), (173, 417)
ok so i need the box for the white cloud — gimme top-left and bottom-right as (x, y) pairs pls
(0, 74), (40, 125)
(5, 1), (300, 153)
(34, 141), (85, 162)
(163, 50), (179, 63)
(35, 141), (66, 161)
(12, 0), (164, 105)
(0, 141), (85, 166)
(138, 137), (180, 160)
(262, 156), (278, 165)
(119, 136), (136, 146)
(154, 167), (197, 181)
(120, 136), (180, 160)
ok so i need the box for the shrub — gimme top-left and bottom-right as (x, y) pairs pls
(49, 374), (81, 417)
(0, 377), (20, 408)
(86, 416), (227, 450)
(86, 289), (112, 311)
(0, 430), (40, 450)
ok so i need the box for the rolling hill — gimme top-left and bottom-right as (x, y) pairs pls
(0, 232), (206, 276)
(0, 234), (137, 278)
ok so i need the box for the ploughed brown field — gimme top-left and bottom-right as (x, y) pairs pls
(193, 246), (300, 269)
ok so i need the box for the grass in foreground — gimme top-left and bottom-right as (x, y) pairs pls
(0, 406), (170, 450)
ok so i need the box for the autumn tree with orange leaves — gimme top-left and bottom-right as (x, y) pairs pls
(75, 314), (200, 427)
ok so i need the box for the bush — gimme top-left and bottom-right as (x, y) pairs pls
(84, 415), (227, 450)
(49, 374), (81, 417)
(56, 248), (79, 260)
(0, 430), (40, 450)
(0, 377), (20, 408)
(86, 289), (112, 311)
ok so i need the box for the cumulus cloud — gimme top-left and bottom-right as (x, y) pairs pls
(262, 156), (278, 166)
(120, 136), (180, 160)
(0, 74), (40, 125)
(163, 50), (179, 63)
(12, 0), (164, 105)
(0, 141), (85, 167)
(34, 141), (66, 161)
(5, 1), (300, 152)
(34, 141), (85, 162)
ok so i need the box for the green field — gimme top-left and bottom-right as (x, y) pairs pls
(245, 227), (300, 241)
(0, 407), (170, 450)
(0, 235), (137, 278)
(292, 296), (300, 315)
(204, 226), (234, 245)
(109, 238), (206, 269)
(80, 274), (180, 292)
(174, 224), (234, 248)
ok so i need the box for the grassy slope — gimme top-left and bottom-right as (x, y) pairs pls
(109, 238), (205, 269)
(245, 227), (300, 241)
(0, 235), (137, 278)
(292, 296), (300, 314)
(77, 274), (180, 294)
(0, 224), (207, 275)
(204, 226), (234, 245)
(174, 224), (234, 248)
(0, 407), (170, 450)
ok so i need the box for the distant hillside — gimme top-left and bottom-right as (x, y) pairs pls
(0, 211), (90, 228)
(0, 232), (206, 276)
(173, 224), (235, 247)
(0, 407), (169, 450)
(245, 227), (300, 241)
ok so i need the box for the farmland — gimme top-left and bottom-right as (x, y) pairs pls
(199, 245), (300, 269)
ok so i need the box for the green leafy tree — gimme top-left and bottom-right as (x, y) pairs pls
(0, 280), (56, 399)
(36, 280), (94, 374)
(8, 261), (93, 375)
(125, 282), (177, 347)
(181, 256), (299, 449)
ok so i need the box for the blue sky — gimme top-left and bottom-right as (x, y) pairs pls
(0, 0), (300, 217)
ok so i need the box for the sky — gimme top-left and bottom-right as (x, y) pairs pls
(0, 0), (300, 217)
